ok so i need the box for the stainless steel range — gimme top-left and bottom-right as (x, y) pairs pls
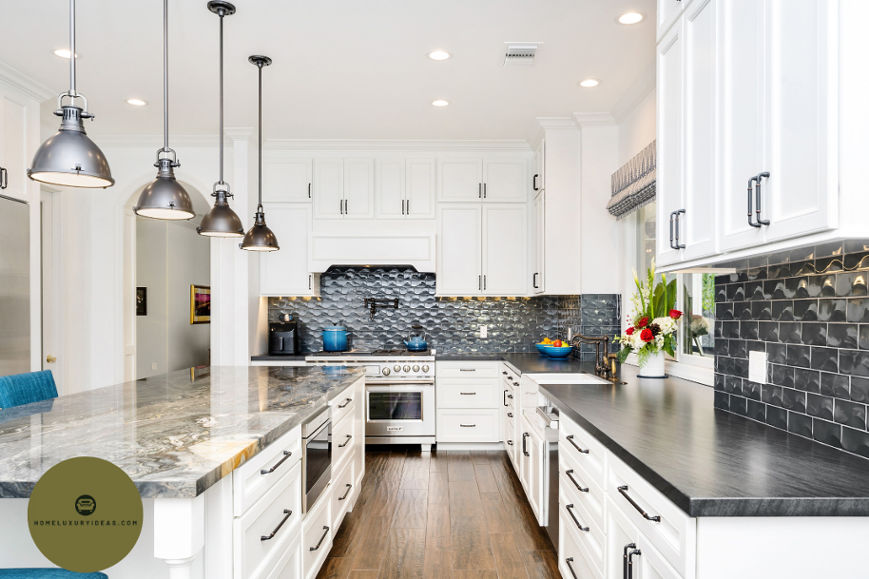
(306, 350), (436, 452)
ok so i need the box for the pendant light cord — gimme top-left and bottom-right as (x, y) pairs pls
(163, 0), (169, 152)
(218, 8), (225, 185)
(257, 61), (263, 210)
(68, 0), (76, 96)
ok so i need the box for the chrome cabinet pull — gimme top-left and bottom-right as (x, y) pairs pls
(309, 526), (330, 551)
(522, 432), (529, 456)
(565, 434), (589, 454)
(459, 423), (476, 428)
(260, 450), (292, 475)
(337, 397), (352, 408)
(565, 504), (589, 532)
(565, 557), (579, 579)
(755, 171), (770, 226)
(617, 485), (661, 522)
(260, 509), (292, 541)
(338, 434), (352, 448)
(565, 469), (589, 493)
(338, 483), (352, 501)
(674, 208), (686, 249)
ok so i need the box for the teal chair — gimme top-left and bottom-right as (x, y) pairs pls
(0, 571), (107, 578)
(0, 371), (58, 409)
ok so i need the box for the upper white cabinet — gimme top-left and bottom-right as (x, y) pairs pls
(438, 156), (528, 203)
(436, 205), (482, 295)
(482, 205), (528, 295)
(262, 157), (312, 203)
(312, 158), (374, 219)
(531, 191), (545, 294)
(259, 204), (318, 296)
(657, 0), (690, 39)
(374, 157), (435, 219)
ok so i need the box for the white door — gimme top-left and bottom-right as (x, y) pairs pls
(681, 0), (718, 261)
(655, 24), (685, 266)
(405, 158), (435, 219)
(259, 205), (314, 296)
(439, 158), (483, 202)
(436, 204), (482, 295)
(262, 158), (312, 203)
(718, 0), (766, 251)
(313, 158), (343, 219)
(343, 158), (374, 219)
(482, 204), (527, 295)
(764, 0), (837, 242)
(532, 192), (545, 294)
(483, 159), (527, 203)
(375, 158), (404, 219)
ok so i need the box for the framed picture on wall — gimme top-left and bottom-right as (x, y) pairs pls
(136, 287), (147, 316)
(190, 285), (211, 324)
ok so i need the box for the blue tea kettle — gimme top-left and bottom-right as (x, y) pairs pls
(403, 324), (429, 352)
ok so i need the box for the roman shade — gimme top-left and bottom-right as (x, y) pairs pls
(606, 140), (656, 217)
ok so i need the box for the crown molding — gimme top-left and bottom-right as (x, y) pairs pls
(535, 117), (577, 130)
(572, 112), (616, 127)
(0, 60), (52, 102)
(262, 139), (532, 152)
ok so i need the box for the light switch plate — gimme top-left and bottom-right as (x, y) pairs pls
(748, 350), (767, 384)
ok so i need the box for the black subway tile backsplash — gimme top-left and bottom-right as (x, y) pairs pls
(715, 247), (869, 459)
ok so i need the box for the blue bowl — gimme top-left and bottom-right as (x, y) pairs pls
(535, 343), (548, 354)
(541, 345), (573, 358)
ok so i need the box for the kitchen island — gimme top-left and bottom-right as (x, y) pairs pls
(0, 365), (366, 578)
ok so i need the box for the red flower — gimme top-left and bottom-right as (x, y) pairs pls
(669, 309), (682, 320)
(640, 328), (654, 342)
(625, 327), (635, 336)
(636, 317), (649, 328)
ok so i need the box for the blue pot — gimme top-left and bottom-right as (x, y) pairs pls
(404, 337), (428, 351)
(323, 326), (349, 352)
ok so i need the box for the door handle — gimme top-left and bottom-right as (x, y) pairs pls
(483, 275), (487, 290)
(532, 173), (539, 191)
(623, 543), (639, 579)
(405, 199), (410, 214)
(483, 182), (487, 198)
(669, 210), (676, 249)
(747, 175), (760, 228)
(344, 199), (348, 214)
(338, 434), (352, 448)
(0, 167), (7, 189)
(478, 183), (482, 199)
(565, 469), (589, 493)
(565, 557), (579, 579)
(260, 450), (293, 475)
(338, 483), (352, 501)
(522, 432), (529, 456)
(565, 504), (590, 532)
(309, 526), (330, 551)
(755, 171), (770, 226)
(532, 272), (539, 289)
(565, 434), (589, 454)
(339, 199), (344, 215)
(674, 208), (686, 249)
(260, 509), (293, 541)
(308, 274), (312, 290)
(503, 389), (508, 406)
(307, 182), (311, 198)
(459, 423), (477, 428)
(401, 199), (405, 215)
(617, 485), (661, 522)
(478, 275), (482, 291)
(337, 397), (352, 408)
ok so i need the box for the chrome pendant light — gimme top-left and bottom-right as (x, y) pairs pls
(28, 0), (113, 188)
(241, 55), (279, 252)
(133, 0), (194, 220)
(197, 1), (244, 238)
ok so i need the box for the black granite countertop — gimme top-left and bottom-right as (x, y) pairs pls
(540, 364), (869, 517)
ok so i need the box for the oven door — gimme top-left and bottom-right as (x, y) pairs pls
(365, 383), (435, 437)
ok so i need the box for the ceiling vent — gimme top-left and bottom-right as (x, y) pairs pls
(504, 43), (540, 66)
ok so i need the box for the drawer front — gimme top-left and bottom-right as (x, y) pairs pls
(331, 411), (355, 473)
(558, 494), (605, 578)
(331, 458), (356, 530)
(559, 414), (606, 488)
(302, 491), (332, 579)
(437, 408), (500, 442)
(607, 455), (696, 577)
(438, 382), (500, 408)
(234, 461), (302, 579)
(329, 382), (358, 428)
(270, 540), (301, 579)
(436, 361), (501, 378)
(560, 444), (606, 531)
(503, 414), (516, 453)
(234, 426), (302, 516)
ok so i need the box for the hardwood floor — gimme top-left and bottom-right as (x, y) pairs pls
(317, 446), (559, 579)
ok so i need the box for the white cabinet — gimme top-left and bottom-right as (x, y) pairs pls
(0, 94), (29, 202)
(436, 205), (482, 295)
(435, 361), (502, 443)
(606, 502), (682, 579)
(259, 205), (318, 297)
(438, 156), (528, 203)
(531, 192), (545, 294)
(375, 157), (435, 219)
(312, 158), (374, 219)
(519, 413), (544, 523)
(532, 139), (545, 194)
(439, 157), (482, 202)
(262, 157), (312, 203)
(482, 205), (527, 295)
(484, 159), (527, 202)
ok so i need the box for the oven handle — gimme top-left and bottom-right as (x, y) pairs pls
(365, 380), (435, 386)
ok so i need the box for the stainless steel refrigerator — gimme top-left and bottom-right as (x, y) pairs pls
(0, 194), (29, 376)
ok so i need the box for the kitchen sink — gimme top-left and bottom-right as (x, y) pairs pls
(525, 372), (612, 385)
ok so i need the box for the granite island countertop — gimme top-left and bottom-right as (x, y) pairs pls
(0, 365), (364, 499)
(539, 364), (869, 517)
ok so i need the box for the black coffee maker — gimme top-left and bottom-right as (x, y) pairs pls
(268, 314), (299, 355)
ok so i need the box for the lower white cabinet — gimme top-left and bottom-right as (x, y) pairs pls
(437, 408), (500, 442)
(606, 499), (681, 579)
(436, 361), (502, 443)
(518, 412), (545, 524)
(301, 488), (333, 579)
(559, 509), (603, 579)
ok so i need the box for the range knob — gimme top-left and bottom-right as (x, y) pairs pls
(382, 367), (391, 376)
(412, 364), (420, 372)
(422, 364), (430, 373)
(393, 364), (401, 372)
(403, 365), (411, 373)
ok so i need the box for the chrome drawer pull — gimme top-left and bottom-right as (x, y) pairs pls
(566, 504), (589, 532)
(338, 434), (353, 448)
(459, 368), (476, 372)
(260, 450), (292, 475)
(337, 397), (352, 409)
(617, 485), (661, 522)
(260, 509), (292, 541)
(565, 557), (579, 579)
(459, 392), (477, 395)
(566, 435), (589, 454)
(338, 483), (352, 501)
(310, 526), (330, 551)
(459, 423), (476, 428)
(565, 469), (589, 493)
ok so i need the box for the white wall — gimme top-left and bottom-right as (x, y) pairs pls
(617, 90), (656, 165)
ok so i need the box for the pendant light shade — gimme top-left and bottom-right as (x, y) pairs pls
(29, 0), (113, 188)
(134, 0), (194, 220)
(197, 1), (243, 238)
(241, 55), (279, 252)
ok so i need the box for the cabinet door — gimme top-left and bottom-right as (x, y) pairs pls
(483, 159), (527, 203)
(375, 158), (404, 219)
(533, 139), (545, 193)
(606, 503), (681, 579)
(655, 24), (685, 267)
(343, 158), (374, 218)
(439, 158), (483, 202)
(482, 204), (527, 295)
(405, 158), (435, 219)
(262, 158), (312, 203)
(764, 0), (837, 242)
(259, 205), (314, 296)
(0, 96), (27, 200)
(526, 429), (542, 521)
(436, 205), (482, 295)
(313, 158), (343, 219)
(718, 0), (766, 252)
(532, 193), (545, 294)
(681, 0), (718, 261)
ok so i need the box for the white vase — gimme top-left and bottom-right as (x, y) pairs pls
(638, 351), (666, 378)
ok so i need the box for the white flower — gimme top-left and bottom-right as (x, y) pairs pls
(652, 316), (678, 336)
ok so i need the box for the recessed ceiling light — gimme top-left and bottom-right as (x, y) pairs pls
(618, 11), (644, 25)
(432, 99), (449, 107)
(126, 98), (148, 107)
(428, 49), (451, 61)
(579, 78), (599, 88)
(52, 48), (77, 59)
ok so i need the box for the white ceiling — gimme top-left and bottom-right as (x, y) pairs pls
(0, 0), (656, 142)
